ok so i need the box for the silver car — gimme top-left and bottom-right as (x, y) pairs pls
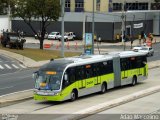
(133, 46), (154, 57)
(139, 46), (154, 56)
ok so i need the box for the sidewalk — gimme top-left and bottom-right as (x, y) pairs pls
(0, 36), (160, 68)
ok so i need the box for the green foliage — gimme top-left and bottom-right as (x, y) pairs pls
(12, 0), (60, 22)
(0, 0), (7, 15)
(11, 0), (61, 49)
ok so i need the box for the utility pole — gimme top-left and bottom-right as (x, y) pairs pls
(61, 0), (65, 58)
(92, 0), (95, 54)
(83, 13), (86, 53)
(121, 0), (126, 51)
(8, 0), (11, 32)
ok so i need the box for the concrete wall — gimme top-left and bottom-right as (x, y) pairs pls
(114, 20), (153, 40)
(153, 13), (160, 35)
(84, 0), (95, 12)
(0, 15), (9, 34)
(70, 0), (75, 12)
(100, 0), (109, 12)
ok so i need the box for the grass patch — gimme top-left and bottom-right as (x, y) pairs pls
(0, 45), (81, 61)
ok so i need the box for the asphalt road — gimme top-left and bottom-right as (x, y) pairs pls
(0, 54), (37, 95)
(0, 67), (160, 120)
(0, 54), (27, 75)
(0, 68), (37, 95)
(82, 92), (160, 120)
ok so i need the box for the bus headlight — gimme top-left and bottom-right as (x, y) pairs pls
(55, 93), (59, 96)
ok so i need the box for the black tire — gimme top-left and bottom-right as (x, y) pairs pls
(131, 76), (137, 86)
(101, 83), (107, 94)
(70, 90), (77, 101)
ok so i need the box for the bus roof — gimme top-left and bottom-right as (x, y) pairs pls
(39, 59), (73, 71)
(39, 51), (147, 71)
(66, 54), (112, 63)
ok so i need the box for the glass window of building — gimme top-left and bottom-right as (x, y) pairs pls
(126, 2), (148, 10)
(75, 2), (84, 8)
(113, 3), (122, 11)
(65, 1), (70, 8)
(96, 0), (101, 11)
(75, 0), (84, 12)
(65, 0), (70, 12)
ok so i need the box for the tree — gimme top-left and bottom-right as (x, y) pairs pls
(11, 0), (61, 49)
(0, 0), (7, 15)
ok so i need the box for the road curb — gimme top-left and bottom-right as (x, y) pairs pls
(58, 86), (160, 120)
(0, 89), (33, 107)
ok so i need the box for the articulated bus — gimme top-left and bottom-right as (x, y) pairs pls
(33, 51), (148, 101)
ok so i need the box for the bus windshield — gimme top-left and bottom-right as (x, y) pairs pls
(35, 71), (63, 90)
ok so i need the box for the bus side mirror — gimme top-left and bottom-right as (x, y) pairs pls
(64, 73), (68, 81)
(32, 72), (38, 80)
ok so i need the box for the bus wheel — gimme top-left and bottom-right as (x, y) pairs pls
(131, 76), (137, 86)
(101, 83), (107, 94)
(70, 90), (77, 101)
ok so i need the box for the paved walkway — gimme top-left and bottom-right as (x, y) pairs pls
(0, 36), (160, 68)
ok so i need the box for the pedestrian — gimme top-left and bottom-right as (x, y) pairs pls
(138, 34), (141, 45)
(98, 35), (101, 44)
(149, 33), (153, 42)
(143, 33), (147, 44)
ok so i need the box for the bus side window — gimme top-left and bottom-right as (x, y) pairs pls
(142, 56), (147, 67)
(84, 64), (93, 79)
(92, 63), (99, 77)
(68, 67), (76, 83)
(107, 60), (113, 73)
(85, 69), (92, 79)
(121, 58), (130, 70)
(76, 66), (84, 80)
(63, 72), (69, 88)
(99, 62), (105, 75)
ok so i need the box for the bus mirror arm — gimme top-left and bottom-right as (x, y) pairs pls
(32, 71), (38, 80)
(64, 73), (68, 81)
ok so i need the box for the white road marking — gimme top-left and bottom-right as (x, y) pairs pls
(4, 64), (12, 69)
(12, 64), (19, 69)
(0, 86), (14, 90)
(0, 65), (4, 69)
(19, 64), (27, 68)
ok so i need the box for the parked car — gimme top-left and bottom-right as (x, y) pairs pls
(133, 46), (154, 56)
(48, 32), (61, 40)
(63, 32), (75, 41)
(1, 32), (26, 49)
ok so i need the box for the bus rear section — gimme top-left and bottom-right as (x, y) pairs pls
(111, 52), (148, 87)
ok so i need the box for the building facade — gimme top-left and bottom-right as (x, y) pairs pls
(10, 0), (160, 41)
(64, 0), (160, 12)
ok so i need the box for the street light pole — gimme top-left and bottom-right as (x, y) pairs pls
(61, 0), (65, 58)
(92, 0), (95, 54)
(8, 0), (11, 32)
(121, 0), (126, 51)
